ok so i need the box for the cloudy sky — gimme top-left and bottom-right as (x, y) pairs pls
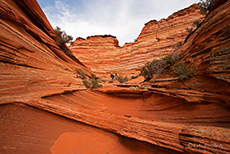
(37, 0), (200, 46)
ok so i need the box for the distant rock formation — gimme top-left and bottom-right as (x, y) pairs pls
(70, 4), (204, 79)
(1, 0), (230, 154)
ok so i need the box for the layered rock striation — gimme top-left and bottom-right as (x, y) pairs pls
(69, 4), (204, 79)
(0, 0), (91, 104)
(148, 0), (230, 105)
(1, 0), (230, 154)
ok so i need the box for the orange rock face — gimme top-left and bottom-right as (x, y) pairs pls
(148, 0), (230, 105)
(69, 4), (204, 79)
(1, 0), (230, 154)
(0, 0), (91, 104)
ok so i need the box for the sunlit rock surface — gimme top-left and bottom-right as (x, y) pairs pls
(69, 4), (204, 79)
(0, 0), (230, 154)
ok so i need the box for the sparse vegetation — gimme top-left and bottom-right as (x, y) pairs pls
(90, 78), (102, 89)
(54, 26), (73, 56)
(140, 60), (162, 80)
(117, 76), (128, 83)
(76, 69), (86, 79)
(91, 74), (97, 79)
(140, 52), (180, 80)
(54, 26), (73, 45)
(176, 42), (183, 48)
(162, 52), (180, 67)
(193, 19), (201, 27)
(174, 42), (183, 51)
(82, 74), (102, 89)
(185, 27), (193, 34)
(172, 61), (194, 80)
(199, 0), (217, 15)
(82, 79), (91, 88)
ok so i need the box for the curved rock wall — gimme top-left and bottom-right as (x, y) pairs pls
(148, 0), (230, 105)
(179, 0), (230, 82)
(0, 0), (91, 104)
(69, 4), (204, 79)
(1, 0), (230, 154)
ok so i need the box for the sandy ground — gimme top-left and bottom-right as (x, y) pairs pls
(0, 103), (181, 154)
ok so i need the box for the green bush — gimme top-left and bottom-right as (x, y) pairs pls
(83, 79), (91, 88)
(82, 77), (102, 89)
(91, 74), (97, 79)
(140, 60), (163, 79)
(117, 76), (128, 83)
(140, 52), (180, 80)
(76, 69), (86, 79)
(54, 26), (73, 57)
(90, 78), (102, 89)
(172, 61), (194, 80)
(193, 19), (201, 27)
(140, 63), (152, 79)
(162, 52), (180, 67)
(54, 26), (73, 45)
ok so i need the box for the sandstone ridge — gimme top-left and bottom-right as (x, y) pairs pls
(70, 3), (204, 79)
(1, 0), (230, 154)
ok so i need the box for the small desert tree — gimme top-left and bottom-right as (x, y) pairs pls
(54, 26), (73, 45)
(53, 26), (73, 56)
(140, 52), (180, 80)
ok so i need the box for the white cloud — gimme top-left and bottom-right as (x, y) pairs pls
(41, 0), (200, 46)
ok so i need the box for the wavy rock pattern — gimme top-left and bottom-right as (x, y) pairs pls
(69, 4), (204, 79)
(0, 0), (230, 154)
(148, 0), (230, 106)
(0, 0), (91, 104)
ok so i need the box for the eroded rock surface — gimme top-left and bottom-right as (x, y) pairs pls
(148, 0), (230, 106)
(0, 0), (230, 154)
(69, 4), (204, 79)
(0, 0), (91, 104)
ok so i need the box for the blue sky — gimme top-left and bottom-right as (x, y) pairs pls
(37, 0), (200, 46)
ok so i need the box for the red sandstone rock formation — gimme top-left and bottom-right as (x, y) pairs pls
(1, 0), (230, 154)
(0, 0), (91, 104)
(148, 0), (230, 105)
(69, 4), (204, 79)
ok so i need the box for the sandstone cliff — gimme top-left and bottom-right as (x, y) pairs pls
(148, 0), (230, 105)
(70, 4), (204, 79)
(0, 0), (91, 104)
(1, 0), (230, 154)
